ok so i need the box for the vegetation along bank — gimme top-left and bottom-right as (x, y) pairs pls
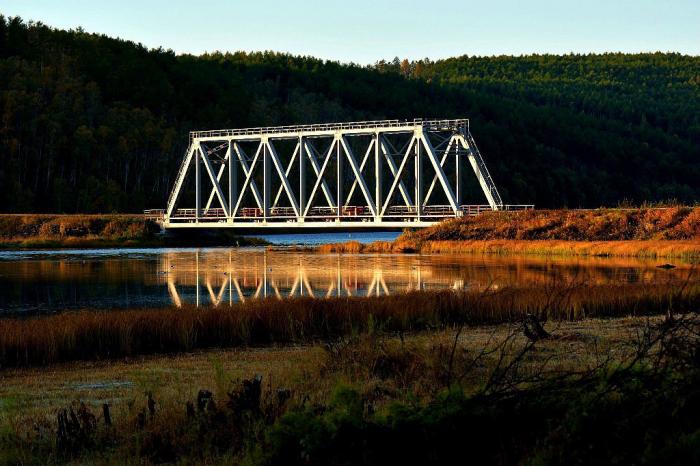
(319, 206), (700, 258)
(0, 214), (267, 249)
(2, 313), (700, 464)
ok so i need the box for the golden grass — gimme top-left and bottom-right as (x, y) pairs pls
(409, 206), (700, 242)
(317, 239), (416, 254)
(0, 214), (160, 248)
(318, 239), (700, 258)
(418, 239), (700, 258)
(317, 207), (700, 258)
(0, 214), (268, 248)
(2, 283), (699, 368)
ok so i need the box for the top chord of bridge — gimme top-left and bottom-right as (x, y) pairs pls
(190, 118), (469, 140)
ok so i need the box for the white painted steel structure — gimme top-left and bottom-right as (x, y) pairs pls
(155, 119), (526, 229)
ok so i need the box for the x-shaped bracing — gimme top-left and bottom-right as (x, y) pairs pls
(231, 142), (264, 217)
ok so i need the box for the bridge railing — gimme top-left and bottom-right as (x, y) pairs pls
(144, 209), (165, 221)
(499, 204), (535, 212)
(150, 204), (535, 224)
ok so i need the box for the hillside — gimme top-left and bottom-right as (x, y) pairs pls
(1, 15), (699, 212)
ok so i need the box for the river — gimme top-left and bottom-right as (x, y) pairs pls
(0, 234), (693, 314)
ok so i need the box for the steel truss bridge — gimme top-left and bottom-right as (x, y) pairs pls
(150, 118), (532, 230)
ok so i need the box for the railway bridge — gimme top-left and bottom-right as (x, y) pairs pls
(147, 118), (531, 230)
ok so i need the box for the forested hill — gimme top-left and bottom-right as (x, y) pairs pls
(1, 16), (699, 213)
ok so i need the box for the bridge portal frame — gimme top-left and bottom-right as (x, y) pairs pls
(161, 118), (510, 229)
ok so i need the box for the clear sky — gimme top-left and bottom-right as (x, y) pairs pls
(2, 0), (699, 64)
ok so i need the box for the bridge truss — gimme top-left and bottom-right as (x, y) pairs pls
(155, 118), (528, 229)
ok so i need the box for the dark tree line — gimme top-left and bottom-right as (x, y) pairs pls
(0, 15), (698, 212)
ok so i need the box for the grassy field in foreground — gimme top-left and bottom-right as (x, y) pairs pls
(2, 282), (699, 368)
(318, 207), (700, 258)
(0, 214), (267, 249)
(1, 315), (699, 464)
(0, 318), (642, 424)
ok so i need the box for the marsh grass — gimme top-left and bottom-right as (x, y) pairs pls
(319, 238), (700, 258)
(0, 214), (160, 248)
(318, 207), (700, 258)
(3, 314), (699, 465)
(413, 239), (700, 258)
(410, 206), (700, 242)
(0, 214), (268, 248)
(2, 282), (699, 368)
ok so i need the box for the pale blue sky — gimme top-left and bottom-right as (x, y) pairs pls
(2, 0), (699, 63)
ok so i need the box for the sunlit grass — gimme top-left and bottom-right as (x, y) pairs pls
(319, 238), (700, 258)
(318, 207), (700, 258)
(411, 206), (700, 241)
(0, 214), (268, 248)
(0, 214), (159, 248)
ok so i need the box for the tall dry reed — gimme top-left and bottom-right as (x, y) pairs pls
(2, 283), (699, 368)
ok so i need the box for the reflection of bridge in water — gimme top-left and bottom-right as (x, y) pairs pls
(160, 250), (466, 307)
(1, 248), (692, 313)
(156, 249), (694, 307)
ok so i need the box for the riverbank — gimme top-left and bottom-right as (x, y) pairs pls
(319, 238), (700, 258)
(1, 314), (699, 464)
(0, 214), (268, 249)
(318, 207), (700, 258)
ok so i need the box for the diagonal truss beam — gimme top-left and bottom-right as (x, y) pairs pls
(204, 145), (231, 214)
(423, 135), (457, 206)
(166, 143), (196, 217)
(232, 142), (264, 217)
(381, 136), (416, 216)
(379, 138), (413, 207)
(199, 145), (229, 215)
(346, 139), (374, 206)
(272, 142), (299, 209)
(266, 140), (300, 216)
(304, 141), (336, 209)
(304, 139), (337, 216)
(456, 133), (503, 210)
(339, 136), (376, 216)
(419, 133), (458, 213)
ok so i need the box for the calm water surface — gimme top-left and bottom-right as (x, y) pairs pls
(0, 240), (692, 314)
(245, 231), (401, 245)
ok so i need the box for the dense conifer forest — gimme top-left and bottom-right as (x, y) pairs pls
(1, 15), (698, 212)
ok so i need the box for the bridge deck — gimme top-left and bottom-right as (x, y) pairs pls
(146, 205), (534, 229)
